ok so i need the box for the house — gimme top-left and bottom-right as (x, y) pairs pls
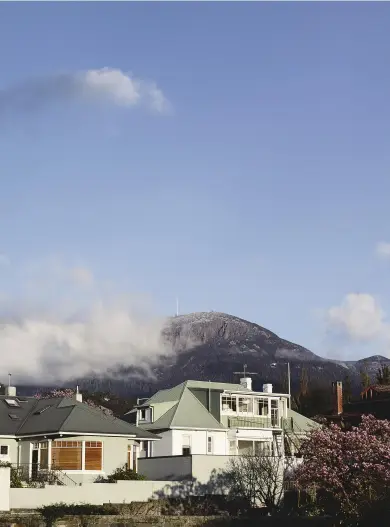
(0, 384), (160, 485)
(326, 382), (390, 427)
(123, 376), (317, 481)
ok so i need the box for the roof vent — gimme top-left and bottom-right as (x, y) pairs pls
(5, 386), (16, 397)
(262, 383), (273, 393)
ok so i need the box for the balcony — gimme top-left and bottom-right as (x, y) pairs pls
(228, 416), (280, 429)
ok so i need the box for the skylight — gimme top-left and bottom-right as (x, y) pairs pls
(5, 398), (20, 408)
(8, 414), (21, 420)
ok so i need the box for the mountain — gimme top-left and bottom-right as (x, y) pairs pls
(13, 312), (390, 399)
(77, 312), (390, 397)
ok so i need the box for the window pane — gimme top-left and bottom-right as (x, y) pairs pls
(52, 444), (82, 470)
(255, 398), (268, 416)
(238, 397), (252, 413)
(85, 442), (102, 470)
(222, 395), (237, 412)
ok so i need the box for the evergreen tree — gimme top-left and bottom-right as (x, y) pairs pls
(376, 364), (390, 385)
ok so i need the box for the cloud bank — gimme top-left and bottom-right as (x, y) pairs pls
(0, 259), (178, 385)
(0, 67), (170, 117)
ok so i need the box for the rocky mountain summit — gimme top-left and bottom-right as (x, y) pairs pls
(79, 311), (389, 397)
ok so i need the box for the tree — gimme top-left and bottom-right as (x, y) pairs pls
(360, 363), (371, 390)
(343, 374), (352, 403)
(376, 365), (390, 385)
(34, 388), (114, 416)
(294, 415), (390, 519)
(223, 451), (286, 512)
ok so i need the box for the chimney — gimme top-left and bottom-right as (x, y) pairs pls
(263, 383), (273, 394)
(73, 386), (82, 403)
(240, 377), (252, 391)
(5, 385), (16, 397)
(332, 381), (343, 415)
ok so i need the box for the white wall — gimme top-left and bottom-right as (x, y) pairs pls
(138, 456), (192, 481)
(0, 467), (10, 511)
(171, 430), (227, 456)
(0, 438), (18, 464)
(10, 480), (179, 509)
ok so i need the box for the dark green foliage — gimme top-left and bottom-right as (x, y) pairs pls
(37, 502), (116, 526)
(94, 464), (146, 482)
(0, 461), (22, 488)
(376, 365), (390, 385)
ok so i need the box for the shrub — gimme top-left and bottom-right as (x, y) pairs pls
(94, 464), (146, 482)
(0, 461), (23, 488)
(37, 502), (116, 526)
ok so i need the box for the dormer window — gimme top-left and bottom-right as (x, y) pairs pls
(140, 408), (146, 420)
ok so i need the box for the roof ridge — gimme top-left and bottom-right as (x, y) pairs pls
(16, 398), (41, 434)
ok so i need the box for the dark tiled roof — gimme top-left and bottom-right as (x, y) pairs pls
(361, 385), (390, 395)
(0, 395), (160, 440)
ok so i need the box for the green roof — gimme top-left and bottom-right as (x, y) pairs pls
(287, 409), (319, 434)
(145, 386), (225, 430)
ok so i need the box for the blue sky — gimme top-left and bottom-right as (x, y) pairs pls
(1, 2), (390, 370)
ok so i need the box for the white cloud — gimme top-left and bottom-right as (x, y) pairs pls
(327, 293), (388, 341)
(0, 67), (171, 117)
(376, 242), (390, 258)
(68, 267), (94, 288)
(0, 301), (169, 384)
(0, 257), (192, 384)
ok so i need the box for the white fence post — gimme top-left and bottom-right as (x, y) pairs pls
(0, 466), (10, 511)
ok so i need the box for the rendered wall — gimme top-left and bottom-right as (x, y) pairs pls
(151, 431), (173, 457)
(138, 455), (192, 481)
(0, 467), (10, 511)
(0, 438), (18, 464)
(171, 430), (227, 456)
(10, 480), (178, 509)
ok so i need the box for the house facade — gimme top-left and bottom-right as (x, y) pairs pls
(0, 385), (160, 485)
(124, 377), (316, 463)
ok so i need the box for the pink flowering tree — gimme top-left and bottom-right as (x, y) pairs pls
(294, 415), (390, 518)
(34, 388), (114, 417)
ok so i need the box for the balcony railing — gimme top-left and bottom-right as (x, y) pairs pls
(12, 464), (78, 487)
(228, 416), (281, 429)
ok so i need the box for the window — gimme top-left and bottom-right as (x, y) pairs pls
(271, 400), (279, 426)
(4, 398), (20, 407)
(221, 394), (237, 413)
(255, 397), (269, 417)
(0, 445), (8, 455)
(85, 441), (102, 471)
(238, 396), (253, 414)
(139, 408), (146, 420)
(8, 413), (21, 420)
(182, 435), (191, 456)
(207, 436), (213, 454)
(52, 441), (82, 470)
(229, 440), (236, 455)
(40, 442), (48, 469)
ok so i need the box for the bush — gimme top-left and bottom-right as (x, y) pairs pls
(0, 461), (22, 488)
(37, 502), (116, 526)
(94, 464), (146, 482)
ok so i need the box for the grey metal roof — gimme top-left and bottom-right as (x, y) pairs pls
(0, 395), (160, 440)
(287, 409), (319, 434)
(144, 387), (225, 431)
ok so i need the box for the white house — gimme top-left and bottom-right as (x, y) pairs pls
(0, 384), (160, 485)
(123, 377), (317, 481)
